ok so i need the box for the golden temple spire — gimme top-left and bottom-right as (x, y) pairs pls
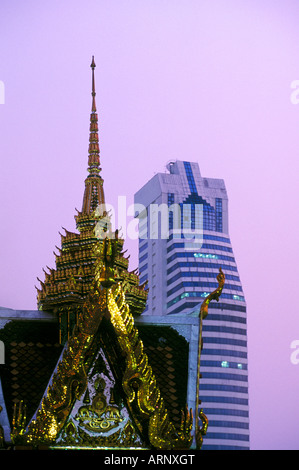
(81, 56), (105, 215)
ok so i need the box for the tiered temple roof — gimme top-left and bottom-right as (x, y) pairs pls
(36, 57), (147, 344)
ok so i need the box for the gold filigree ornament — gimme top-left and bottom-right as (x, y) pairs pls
(74, 380), (123, 434)
(11, 247), (224, 449)
(106, 284), (194, 449)
(11, 287), (106, 447)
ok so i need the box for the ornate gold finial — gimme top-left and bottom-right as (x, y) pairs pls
(97, 236), (117, 288)
(80, 55), (105, 215)
(91, 56), (96, 112)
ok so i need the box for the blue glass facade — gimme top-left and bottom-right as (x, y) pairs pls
(135, 160), (249, 449)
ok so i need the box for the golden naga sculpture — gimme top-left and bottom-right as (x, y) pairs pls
(194, 267), (225, 449)
(200, 267), (225, 319)
(107, 282), (194, 449)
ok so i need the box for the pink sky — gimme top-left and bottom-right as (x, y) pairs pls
(1, 0), (299, 450)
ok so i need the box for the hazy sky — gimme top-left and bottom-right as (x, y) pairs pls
(1, 0), (299, 450)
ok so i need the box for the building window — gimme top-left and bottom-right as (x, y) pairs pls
(167, 291), (245, 308)
(167, 261), (239, 275)
(139, 253), (148, 264)
(221, 361), (229, 368)
(216, 198), (223, 232)
(168, 192), (175, 230)
(180, 192), (216, 232)
(183, 161), (197, 193)
(167, 271), (241, 286)
(139, 241), (148, 253)
(166, 281), (243, 298)
(139, 263), (148, 274)
(140, 274), (148, 285)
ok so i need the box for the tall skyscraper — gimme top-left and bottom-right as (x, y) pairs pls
(134, 160), (250, 450)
